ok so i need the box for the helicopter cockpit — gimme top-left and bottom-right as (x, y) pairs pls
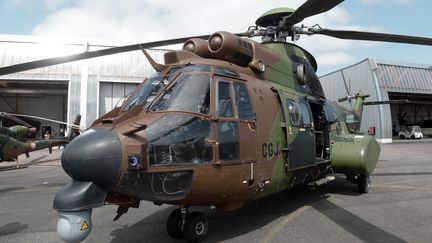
(119, 64), (255, 167)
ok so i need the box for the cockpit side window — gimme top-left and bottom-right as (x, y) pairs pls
(299, 102), (311, 127)
(218, 121), (239, 161)
(217, 81), (234, 117)
(287, 101), (302, 127)
(234, 82), (254, 120)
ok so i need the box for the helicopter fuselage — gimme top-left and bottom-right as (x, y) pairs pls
(62, 39), (328, 206)
(53, 31), (380, 242)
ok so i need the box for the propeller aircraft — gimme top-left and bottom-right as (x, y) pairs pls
(0, 0), (432, 242)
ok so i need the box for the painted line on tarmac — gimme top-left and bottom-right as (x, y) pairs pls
(28, 165), (60, 168)
(12, 187), (62, 193)
(262, 205), (311, 243)
(373, 185), (432, 190)
(374, 178), (432, 187)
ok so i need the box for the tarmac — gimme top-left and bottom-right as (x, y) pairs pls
(0, 147), (64, 171)
(1, 139), (432, 242)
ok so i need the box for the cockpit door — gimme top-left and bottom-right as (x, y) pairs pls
(279, 92), (315, 170)
(215, 78), (257, 163)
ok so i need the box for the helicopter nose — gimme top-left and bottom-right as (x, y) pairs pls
(61, 128), (122, 187)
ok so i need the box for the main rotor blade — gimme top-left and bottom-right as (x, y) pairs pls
(364, 100), (432, 105)
(0, 113), (32, 127)
(364, 100), (409, 105)
(283, 0), (344, 25)
(0, 34), (212, 76)
(310, 28), (432, 46)
(3, 112), (83, 129)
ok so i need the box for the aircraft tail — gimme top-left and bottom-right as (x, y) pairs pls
(353, 92), (370, 118)
(67, 115), (82, 141)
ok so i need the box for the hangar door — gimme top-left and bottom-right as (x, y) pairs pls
(99, 82), (139, 117)
(389, 92), (432, 137)
(0, 80), (68, 137)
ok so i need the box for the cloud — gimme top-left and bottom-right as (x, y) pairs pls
(29, 0), (384, 71)
(314, 52), (356, 67)
(33, 0), (304, 41)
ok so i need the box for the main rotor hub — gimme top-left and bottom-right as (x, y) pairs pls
(255, 7), (295, 27)
(253, 7), (302, 42)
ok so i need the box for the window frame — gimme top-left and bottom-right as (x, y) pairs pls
(214, 76), (255, 164)
(286, 100), (303, 127)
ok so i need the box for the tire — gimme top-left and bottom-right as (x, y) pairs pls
(410, 135), (415, 139)
(167, 209), (183, 238)
(399, 135), (405, 139)
(357, 174), (371, 193)
(183, 212), (208, 243)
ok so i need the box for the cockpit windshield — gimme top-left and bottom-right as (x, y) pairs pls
(150, 74), (211, 114)
(122, 74), (167, 111)
(122, 65), (237, 114)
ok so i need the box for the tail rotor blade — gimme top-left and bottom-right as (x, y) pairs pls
(338, 97), (349, 102)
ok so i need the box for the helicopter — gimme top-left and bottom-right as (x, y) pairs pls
(0, 112), (82, 163)
(1, 0), (432, 242)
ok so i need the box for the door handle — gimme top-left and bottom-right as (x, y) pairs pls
(247, 120), (256, 131)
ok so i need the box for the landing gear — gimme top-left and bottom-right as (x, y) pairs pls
(166, 206), (209, 242)
(357, 174), (371, 193)
(183, 212), (209, 242)
(167, 209), (182, 238)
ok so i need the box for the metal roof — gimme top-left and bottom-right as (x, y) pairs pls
(374, 59), (432, 94)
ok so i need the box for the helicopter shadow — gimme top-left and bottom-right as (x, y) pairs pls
(0, 222), (28, 236)
(109, 186), (325, 243)
(109, 178), (405, 243)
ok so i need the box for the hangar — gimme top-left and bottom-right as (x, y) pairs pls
(0, 35), (166, 137)
(320, 58), (432, 143)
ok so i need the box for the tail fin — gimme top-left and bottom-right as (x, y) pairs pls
(353, 92), (370, 128)
(67, 115), (81, 141)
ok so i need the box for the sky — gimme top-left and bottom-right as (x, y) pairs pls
(0, 0), (431, 75)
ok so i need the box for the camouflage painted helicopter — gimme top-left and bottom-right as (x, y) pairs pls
(0, 112), (81, 163)
(1, 0), (432, 242)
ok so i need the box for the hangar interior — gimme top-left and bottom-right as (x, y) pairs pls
(0, 79), (68, 137)
(320, 58), (432, 143)
(388, 92), (432, 136)
(0, 35), (166, 137)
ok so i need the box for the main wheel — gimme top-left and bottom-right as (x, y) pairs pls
(357, 174), (371, 193)
(167, 209), (183, 238)
(183, 212), (208, 243)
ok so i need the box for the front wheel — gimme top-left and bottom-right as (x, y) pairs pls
(357, 174), (371, 193)
(167, 209), (183, 238)
(183, 212), (208, 243)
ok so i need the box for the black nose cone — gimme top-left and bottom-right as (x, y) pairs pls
(62, 128), (122, 187)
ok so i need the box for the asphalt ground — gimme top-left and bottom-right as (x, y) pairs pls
(1, 139), (432, 242)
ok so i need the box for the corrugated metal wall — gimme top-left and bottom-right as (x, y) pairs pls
(320, 58), (432, 142)
(0, 36), (167, 127)
(320, 59), (388, 140)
